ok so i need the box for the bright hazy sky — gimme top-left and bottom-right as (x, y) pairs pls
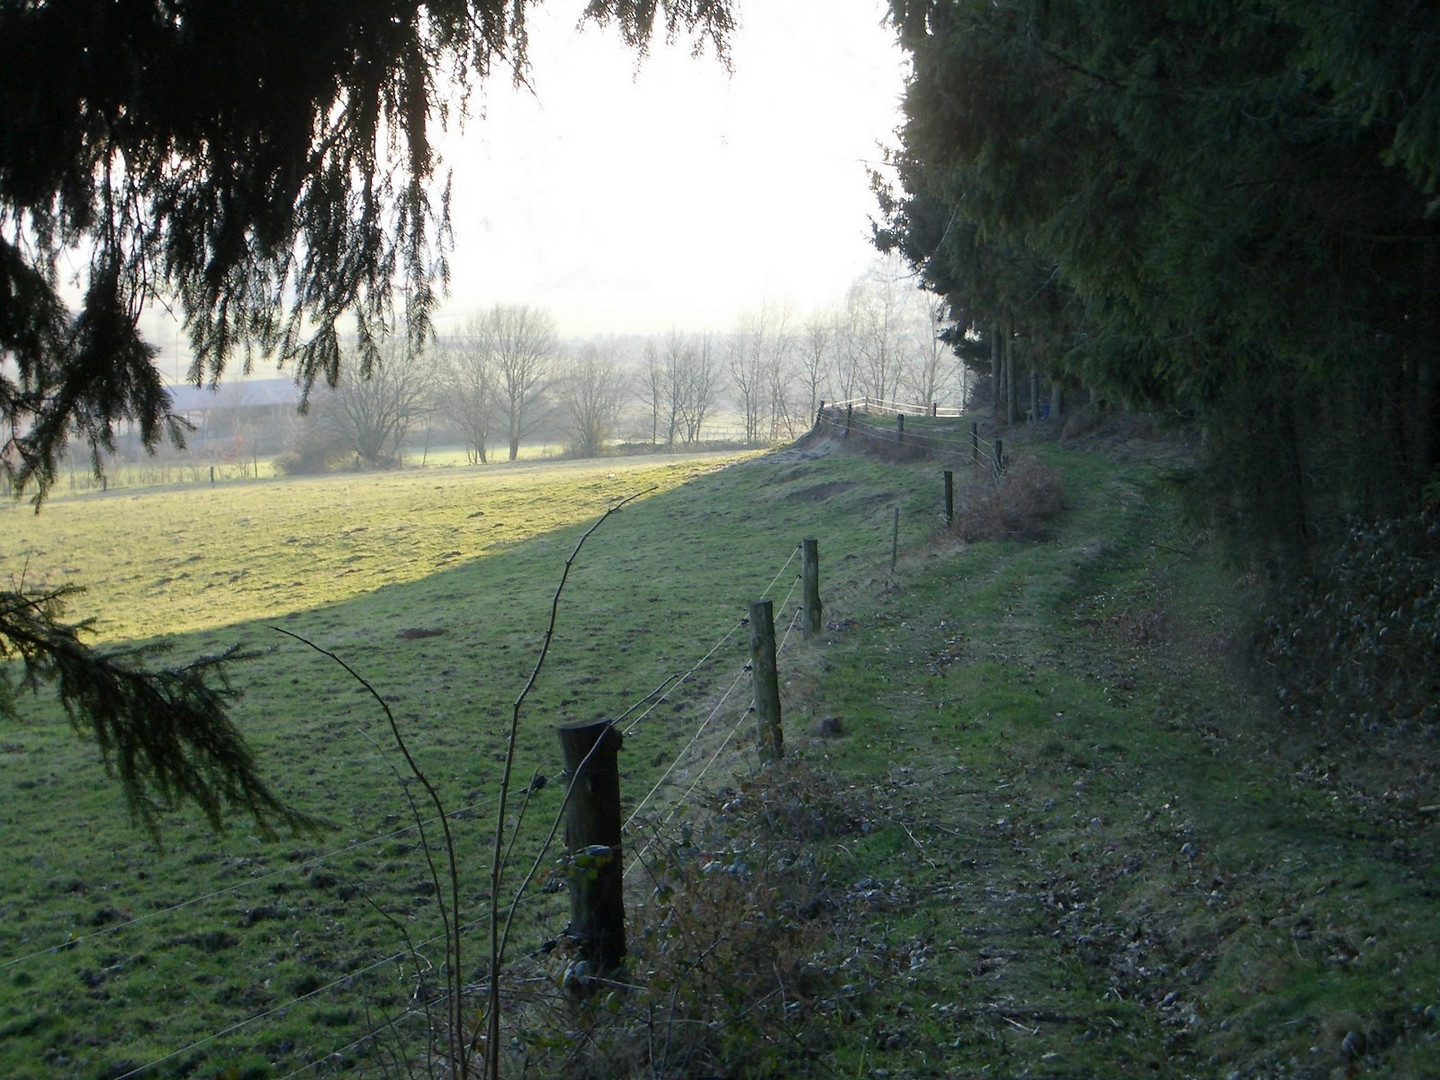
(434, 0), (908, 338)
(144, 0), (908, 375)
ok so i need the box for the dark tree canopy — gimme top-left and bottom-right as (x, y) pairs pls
(1, 0), (733, 499)
(0, 0), (733, 833)
(877, 0), (1440, 563)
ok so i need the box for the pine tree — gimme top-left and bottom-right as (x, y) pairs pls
(878, 0), (1440, 561)
(0, 0), (734, 832)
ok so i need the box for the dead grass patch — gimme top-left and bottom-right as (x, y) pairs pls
(950, 454), (1067, 542)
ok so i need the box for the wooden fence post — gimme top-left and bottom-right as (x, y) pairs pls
(896, 413), (905, 447)
(801, 539), (822, 639)
(994, 438), (1005, 479)
(944, 471), (954, 525)
(931, 401), (938, 418)
(844, 403), (853, 439)
(971, 421), (980, 466)
(814, 400), (825, 431)
(556, 720), (626, 993)
(748, 600), (783, 760)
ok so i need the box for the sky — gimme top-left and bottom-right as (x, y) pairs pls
(145, 0), (910, 378)
(431, 0), (909, 338)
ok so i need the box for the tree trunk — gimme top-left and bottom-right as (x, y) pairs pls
(1004, 329), (1018, 426)
(1413, 243), (1438, 487)
(991, 324), (1001, 413)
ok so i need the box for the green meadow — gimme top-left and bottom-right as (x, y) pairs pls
(3, 426), (1437, 1079)
(0, 445), (937, 1078)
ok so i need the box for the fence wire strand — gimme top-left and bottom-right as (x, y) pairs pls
(25, 517), (880, 1076)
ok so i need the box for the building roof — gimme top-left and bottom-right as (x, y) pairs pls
(167, 377), (300, 412)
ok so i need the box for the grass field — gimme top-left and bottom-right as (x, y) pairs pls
(1, 444), (938, 1078)
(3, 423), (1438, 1079)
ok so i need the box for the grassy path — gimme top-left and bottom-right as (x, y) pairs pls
(738, 429), (1440, 1079)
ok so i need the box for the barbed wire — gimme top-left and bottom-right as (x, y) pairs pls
(621, 572), (804, 879)
(619, 543), (799, 739)
(814, 410), (1003, 472)
(621, 665), (750, 836)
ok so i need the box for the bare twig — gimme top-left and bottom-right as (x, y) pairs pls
(273, 627), (467, 1077)
(482, 488), (654, 1080)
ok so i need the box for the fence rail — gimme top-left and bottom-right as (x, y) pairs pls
(826, 395), (967, 419)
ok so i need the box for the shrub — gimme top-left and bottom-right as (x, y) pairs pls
(951, 455), (1067, 542)
(272, 425), (355, 475)
(512, 762), (862, 1078)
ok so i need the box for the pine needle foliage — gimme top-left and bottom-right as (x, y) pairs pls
(0, 0), (734, 836)
(876, 0), (1440, 565)
(0, 0), (734, 502)
(0, 585), (325, 840)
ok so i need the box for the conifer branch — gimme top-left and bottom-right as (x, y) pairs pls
(0, 584), (327, 840)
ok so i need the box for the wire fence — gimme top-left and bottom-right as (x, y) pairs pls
(815, 401), (1006, 476)
(826, 395), (967, 419)
(13, 525), (869, 1079)
(3, 400), (989, 1075)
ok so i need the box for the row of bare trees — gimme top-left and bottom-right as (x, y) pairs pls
(287, 258), (962, 469)
(721, 256), (967, 446)
(434, 305), (560, 465)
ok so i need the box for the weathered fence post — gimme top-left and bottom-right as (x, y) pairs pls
(944, 470), (955, 526)
(801, 539), (822, 639)
(994, 438), (1005, 479)
(896, 413), (905, 447)
(971, 421), (980, 466)
(210, 465), (215, 484)
(931, 401), (938, 418)
(748, 600), (783, 760)
(814, 400), (826, 431)
(556, 720), (626, 993)
(844, 403), (853, 439)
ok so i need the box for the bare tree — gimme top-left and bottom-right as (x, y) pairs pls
(903, 297), (956, 411)
(436, 315), (497, 464)
(677, 333), (722, 444)
(317, 339), (433, 468)
(639, 340), (669, 445)
(559, 343), (628, 457)
(729, 327), (765, 445)
(485, 304), (558, 461)
(764, 307), (797, 440)
(848, 278), (901, 405)
(832, 298), (867, 404)
(730, 303), (794, 444)
(661, 333), (688, 447)
(842, 252), (945, 409)
(641, 332), (722, 446)
(798, 309), (836, 423)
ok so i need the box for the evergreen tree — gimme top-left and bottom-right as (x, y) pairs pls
(0, 0), (734, 831)
(878, 0), (1440, 563)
